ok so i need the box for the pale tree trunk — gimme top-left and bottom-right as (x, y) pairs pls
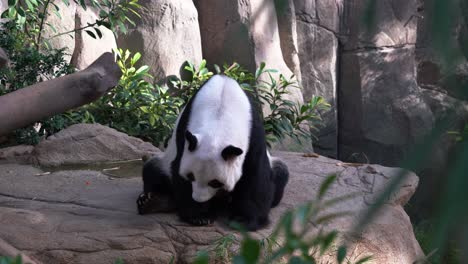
(0, 50), (121, 136)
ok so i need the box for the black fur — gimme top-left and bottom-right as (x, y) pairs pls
(137, 75), (289, 231)
(221, 145), (243, 161)
(271, 159), (289, 208)
(185, 130), (198, 151)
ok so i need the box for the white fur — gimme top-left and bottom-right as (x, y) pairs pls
(179, 75), (252, 202)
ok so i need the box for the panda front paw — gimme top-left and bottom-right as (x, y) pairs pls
(137, 192), (152, 214)
(137, 192), (175, 214)
(178, 207), (216, 226)
(186, 216), (215, 226)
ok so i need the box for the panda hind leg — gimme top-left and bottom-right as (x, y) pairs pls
(137, 156), (175, 214)
(271, 159), (289, 208)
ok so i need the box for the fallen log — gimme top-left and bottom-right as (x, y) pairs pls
(0, 51), (121, 136)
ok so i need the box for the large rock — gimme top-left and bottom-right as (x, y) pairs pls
(276, 0), (301, 81)
(41, 1), (77, 62)
(336, 0), (434, 165)
(338, 47), (433, 165)
(408, 0), (468, 219)
(33, 124), (159, 167)
(294, 0), (340, 157)
(70, 8), (117, 70)
(0, 149), (423, 263)
(0, 145), (34, 164)
(116, 0), (202, 81)
(195, 0), (303, 103)
(340, 0), (418, 51)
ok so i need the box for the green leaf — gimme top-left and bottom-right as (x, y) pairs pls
(78, 0), (86, 10)
(232, 255), (246, 264)
(319, 231), (338, 254)
(53, 9), (62, 19)
(255, 62), (266, 79)
(135, 65), (149, 76)
(46, 23), (57, 33)
(99, 9), (107, 18)
(52, 2), (60, 11)
(118, 20), (127, 34)
(214, 64), (221, 74)
(199, 59), (206, 69)
(295, 204), (313, 232)
(355, 256), (372, 264)
(8, 0), (17, 7)
(85, 30), (97, 39)
(25, 0), (34, 11)
(193, 251), (209, 264)
(317, 174), (336, 200)
(131, 52), (142, 65)
(337, 245), (347, 263)
(0, 10), (8, 18)
(17, 6), (25, 16)
(289, 256), (311, 264)
(240, 238), (260, 264)
(8, 7), (17, 18)
(149, 115), (155, 126)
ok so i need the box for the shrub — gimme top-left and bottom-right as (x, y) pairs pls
(0, 256), (22, 264)
(0, 0), (142, 145)
(85, 49), (183, 147)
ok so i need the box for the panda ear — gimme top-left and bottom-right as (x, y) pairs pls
(185, 130), (198, 151)
(221, 145), (243, 161)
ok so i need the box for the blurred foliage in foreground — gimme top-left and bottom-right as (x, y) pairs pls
(364, 0), (468, 263)
(190, 176), (372, 264)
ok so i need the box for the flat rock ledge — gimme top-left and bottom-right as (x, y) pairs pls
(0, 125), (423, 263)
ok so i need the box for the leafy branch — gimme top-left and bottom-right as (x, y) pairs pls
(1, 0), (142, 49)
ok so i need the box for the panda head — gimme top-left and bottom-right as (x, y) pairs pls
(179, 130), (245, 203)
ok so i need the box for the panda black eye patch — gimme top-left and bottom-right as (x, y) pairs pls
(208, 180), (224, 188)
(187, 173), (195, 182)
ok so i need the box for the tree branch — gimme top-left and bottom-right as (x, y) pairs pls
(0, 51), (122, 136)
(36, 0), (52, 49)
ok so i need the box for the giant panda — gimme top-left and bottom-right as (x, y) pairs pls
(137, 74), (289, 231)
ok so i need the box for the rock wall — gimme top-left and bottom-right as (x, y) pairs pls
(337, 0), (432, 165)
(293, 0), (341, 157)
(117, 0), (203, 82)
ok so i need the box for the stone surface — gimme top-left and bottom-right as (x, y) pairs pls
(276, 0), (301, 81)
(116, 0), (202, 81)
(0, 151), (423, 263)
(33, 124), (159, 167)
(296, 19), (338, 157)
(338, 47), (433, 165)
(70, 8), (117, 70)
(0, 145), (34, 164)
(340, 0), (418, 51)
(335, 0), (423, 163)
(42, 1), (77, 62)
(195, 0), (303, 103)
